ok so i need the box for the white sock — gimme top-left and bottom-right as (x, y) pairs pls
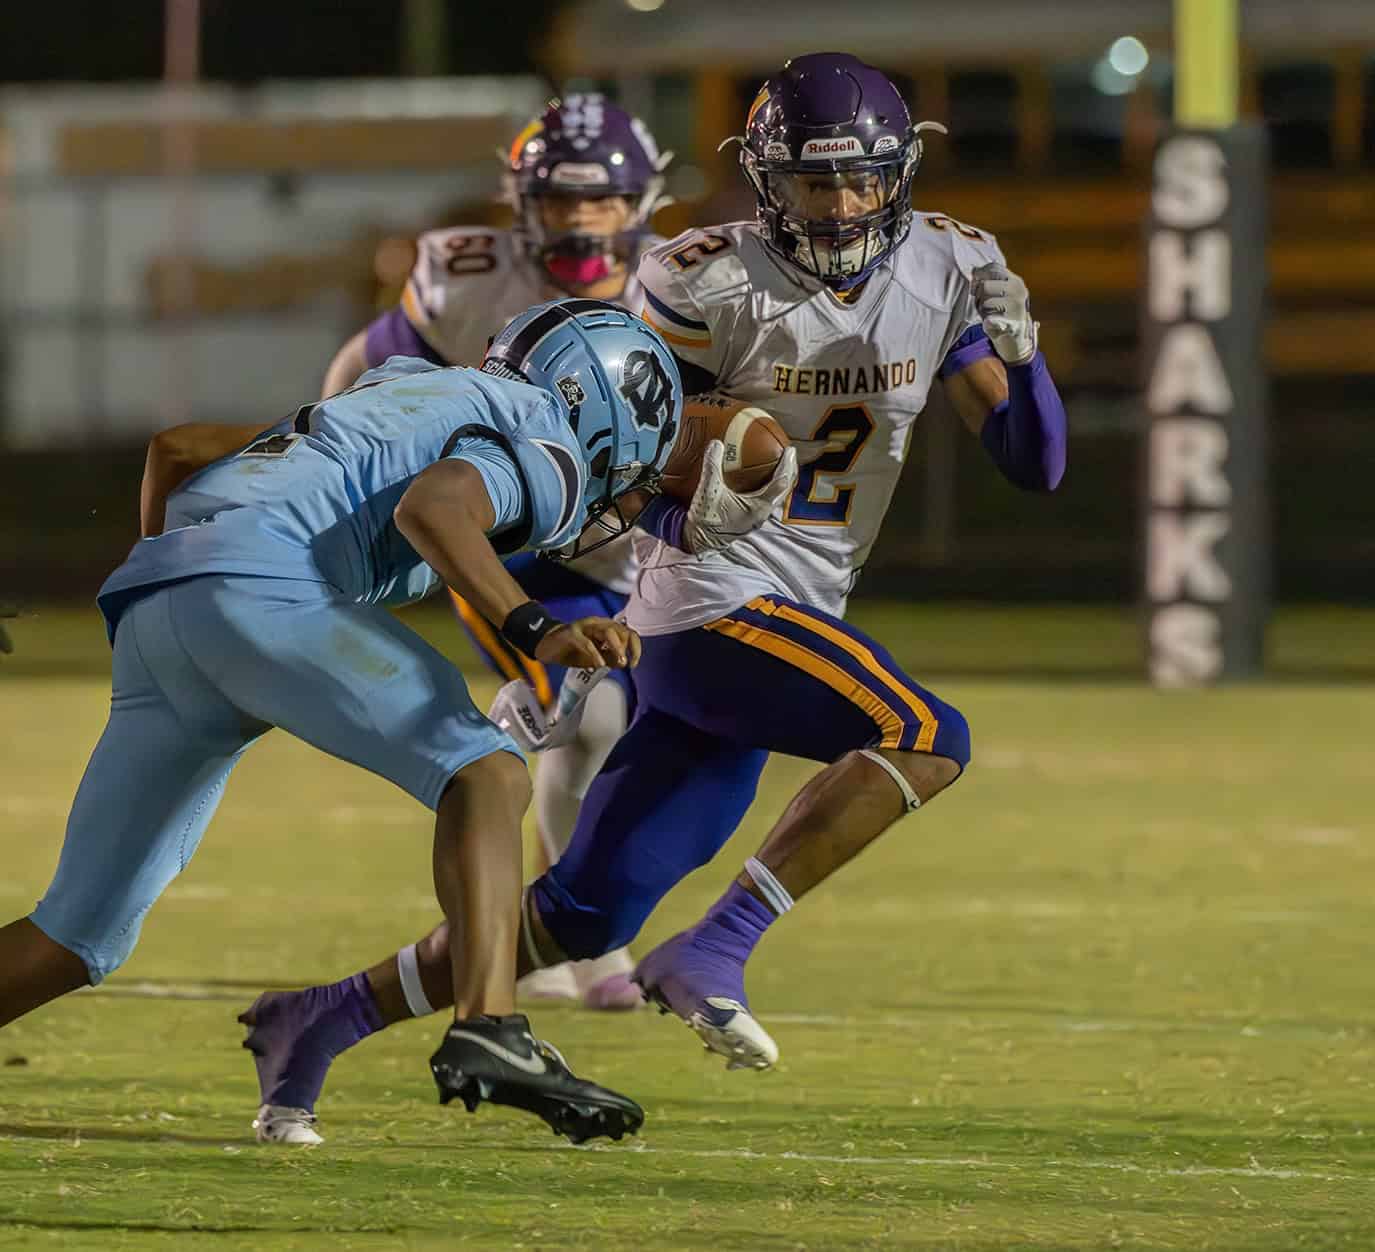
(396, 942), (435, 1018)
(744, 856), (794, 916)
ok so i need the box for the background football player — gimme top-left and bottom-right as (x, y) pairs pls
(324, 94), (670, 1010)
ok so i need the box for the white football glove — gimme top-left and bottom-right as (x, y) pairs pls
(488, 667), (608, 754)
(971, 262), (1038, 366)
(683, 439), (798, 554)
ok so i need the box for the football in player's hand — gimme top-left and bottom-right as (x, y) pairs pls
(659, 403), (789, 502)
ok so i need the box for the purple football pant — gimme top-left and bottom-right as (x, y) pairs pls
(529, 595), (971, 959)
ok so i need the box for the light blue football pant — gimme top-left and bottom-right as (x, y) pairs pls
(29, 576), (518, 983)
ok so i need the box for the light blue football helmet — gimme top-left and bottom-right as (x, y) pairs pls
(482, 298), (683, 547)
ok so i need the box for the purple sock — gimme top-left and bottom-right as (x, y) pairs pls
(270, 972), (384, 1109)
(338, 971), (385, 1037)
(691, 881), (777, 964)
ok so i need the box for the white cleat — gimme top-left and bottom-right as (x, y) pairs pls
(516, 963), (580, 1002)
(252, 1103), (323, 1146)
(687, 997), (780, 1072)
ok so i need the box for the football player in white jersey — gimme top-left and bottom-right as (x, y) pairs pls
(517, 52), (1069, 1068)
(321, 95), (671, 1011)
(246, 51), (1064, 1106)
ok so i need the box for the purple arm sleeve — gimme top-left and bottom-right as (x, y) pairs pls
(979, 351), (1067, 492)
(362, 307), (447, 368)
(636, 493), (691, 552)
(938, 324), (998, 379)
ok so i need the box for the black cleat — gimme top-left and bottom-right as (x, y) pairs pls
(429, 1014), (644, 1145)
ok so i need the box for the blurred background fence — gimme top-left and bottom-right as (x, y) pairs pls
(2, 0), (1373, 604)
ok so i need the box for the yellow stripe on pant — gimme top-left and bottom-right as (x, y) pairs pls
(704, 616), (907, 749)
(743, 597), (938, 752)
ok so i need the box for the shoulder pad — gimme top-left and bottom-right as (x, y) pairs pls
(909, 212), (1005, 273)
(642, 224), (753, 302)
(403, 229), (527, 361)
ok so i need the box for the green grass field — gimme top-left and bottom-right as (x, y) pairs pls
(2, 603), (1373, 1250)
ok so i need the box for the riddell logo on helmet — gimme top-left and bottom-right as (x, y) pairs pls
(801, 137), (864, 159)
(550, 163), (611, 187)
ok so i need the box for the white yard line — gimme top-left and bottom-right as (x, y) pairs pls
(579, 1143), (1368, 1184)
(763, 1012), (1313, 1038)
(91, 981), (240, 1000)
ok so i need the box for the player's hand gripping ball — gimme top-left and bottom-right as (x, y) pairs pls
(656, 403), (796, 554)
(659, 403), (790, 500)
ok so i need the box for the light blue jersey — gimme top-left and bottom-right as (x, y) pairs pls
(97, 358), (588, 634)
(30, 300), (683, 987)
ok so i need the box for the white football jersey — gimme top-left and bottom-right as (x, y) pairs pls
(400, 226), (658, 594)
(631, 215), (1004, 633)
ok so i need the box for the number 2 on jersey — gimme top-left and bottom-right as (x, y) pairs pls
(666, 233), (731, 271)
(783, 404), (875, 527)
(922, 214), (986, 242)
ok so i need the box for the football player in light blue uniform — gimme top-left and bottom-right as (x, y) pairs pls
(0, 298), (683, 1146)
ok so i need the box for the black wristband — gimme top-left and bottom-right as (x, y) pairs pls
(500, 600), (562, 659)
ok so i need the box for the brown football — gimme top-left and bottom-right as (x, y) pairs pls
(658, 403), (790, 503)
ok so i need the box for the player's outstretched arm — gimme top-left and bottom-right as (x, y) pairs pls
(395, 460), (636, 671)
(321, 329), (370, 398)
(139, 422), (266, 537)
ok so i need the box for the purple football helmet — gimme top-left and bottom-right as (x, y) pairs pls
(508, 94), (670, 289)
(732, 53), (946, 289)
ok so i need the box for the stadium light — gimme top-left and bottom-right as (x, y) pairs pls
(1108, 36), (1150, 77)
(1094, 36), (1150, 95)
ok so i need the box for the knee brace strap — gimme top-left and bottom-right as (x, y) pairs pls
(858, 749), (922, 813)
